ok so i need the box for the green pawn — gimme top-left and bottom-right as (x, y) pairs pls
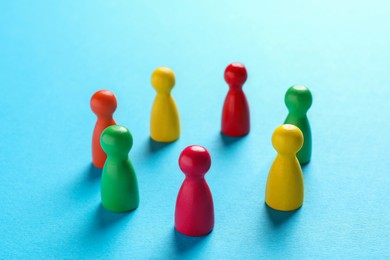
(100, 125), (139, 212)
(284, 85), (313, 165)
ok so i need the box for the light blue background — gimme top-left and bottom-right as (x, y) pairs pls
(1, 0), (389, 259)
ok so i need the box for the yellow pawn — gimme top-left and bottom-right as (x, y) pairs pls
(265, 124), (304, 211)
(150, 67), (180, 142)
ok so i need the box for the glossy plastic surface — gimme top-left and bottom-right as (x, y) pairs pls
(221, 63), (250, 137)
(90, 90), (117, 168)
(284, 85), (312, 165)
(100, 125), (139, 212)
(265, 124), (304, 211)
(150, 67), (181, 142)
(175, 145), (214, 236)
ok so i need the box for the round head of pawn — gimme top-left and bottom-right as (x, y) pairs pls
(272, 124), (303, 155)
(224, 63), (247, 89)
(285, 85), (312, 117)
(179, 145), (211, 179)
(100, 125), (133, 159)
(151, 67), (175, 94)
(90, 90), (117, 118)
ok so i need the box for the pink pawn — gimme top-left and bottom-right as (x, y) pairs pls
(221, 63), (250, 137)
(175, 145), (214, 236)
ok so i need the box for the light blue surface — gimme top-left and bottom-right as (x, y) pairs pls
(1, 0), (389, 259)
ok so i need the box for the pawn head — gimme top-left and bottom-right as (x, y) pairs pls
(179, 145), (211, 178)
(90, 90), (117, 117)
(151, 67), (175, 94)
(224, 63), (247, 88)
(285, 85), (312, 116)
(272, 124), (303, 155)
(100, 125), (133, 158)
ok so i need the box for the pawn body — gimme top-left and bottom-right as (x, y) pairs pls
(284, 85), (312, 164)
(221, 63), (250, 137)
(175, 145), (214, 236)
(90, 90), (117, 168)
(150, 67), (180, 142)
(265, 124), (304, 211)
(100, 125), (139, 212)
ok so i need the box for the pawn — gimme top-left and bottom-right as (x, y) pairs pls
(221, 63), (250, 137)
(175, 145), (214, 236)
(90, 90), (117, 168)
(284, 85), (312, 165)
(150, 67), (180, 142)
(100, 125), (139, 212)
(265, 124), (304, 211)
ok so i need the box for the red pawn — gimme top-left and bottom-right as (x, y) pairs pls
(175, 145), (214, 236)
(90, 90), (117, 168)
(221, 63), (250, 137)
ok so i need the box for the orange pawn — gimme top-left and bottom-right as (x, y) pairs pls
(90, 90), (117, 168)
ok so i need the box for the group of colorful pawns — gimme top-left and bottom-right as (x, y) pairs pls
(90, 63), (313, 237)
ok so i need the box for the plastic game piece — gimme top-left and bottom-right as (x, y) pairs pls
(284, 85), (312, 165)
(265, 124), (304, 211)
(150, 67), (180, 142)
(175, 145), (214, 236)
(221, 62), (250, 137)
(90, 90), (117, 168)
(100, 125), (139, 212)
